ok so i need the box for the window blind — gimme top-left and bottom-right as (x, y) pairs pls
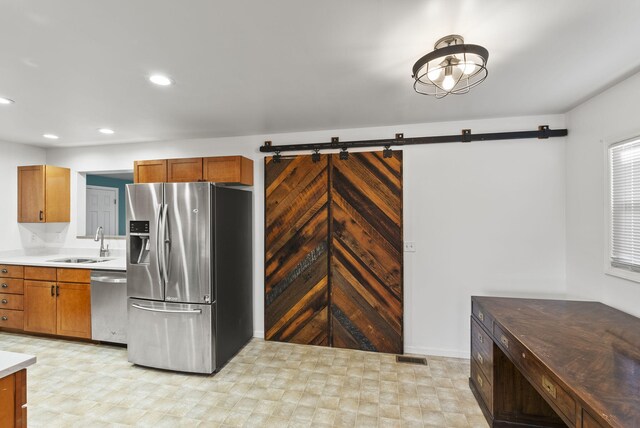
(610, 138), (640, 271)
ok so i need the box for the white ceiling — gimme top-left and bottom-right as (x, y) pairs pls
(1, 0), (639, 147)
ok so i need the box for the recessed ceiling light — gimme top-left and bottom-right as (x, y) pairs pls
(0, 97), (15, 105)
(149, 74), (173, 86)
(98, 128), (115, 135)
(43, 134), (59, 140)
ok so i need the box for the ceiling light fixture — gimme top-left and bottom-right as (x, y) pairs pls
(98, 128), (115, 135)
(0, 97), (15, 105)
(412, 34), (488, 98)
(43, 134), (59, 140)
(149, 74), (173, 86)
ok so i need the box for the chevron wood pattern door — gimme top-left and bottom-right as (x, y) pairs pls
(264, 154), (330, 346)
(264, 151), (403, 353)
(330, 151), (403, 353)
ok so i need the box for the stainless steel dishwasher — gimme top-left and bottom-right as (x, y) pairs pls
(91, 270), (127, 344)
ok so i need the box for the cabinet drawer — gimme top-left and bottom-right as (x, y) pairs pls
(0, 309), (24, 330)
(0, 278), (24, 295)
(582, 409), (603, 428)
(471, 317), (493, 380)
(493, 323), (576, 424)
(0, 293), (23, 310)
(57, 268), (91, 283)
(24, 266), (57, 281)
(470, 358), (493, 414)
(472, 299), (493, 332)
(0, 265), (24, 279)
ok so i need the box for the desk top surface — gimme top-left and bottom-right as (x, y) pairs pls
(473, 296), (640, 428)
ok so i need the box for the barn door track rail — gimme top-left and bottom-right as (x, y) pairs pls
(259, 125), (568, 154)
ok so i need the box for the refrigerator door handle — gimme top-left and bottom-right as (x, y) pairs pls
(156, 203), (164, 282)
(131, 303), (202, 314)
(162, 203), (170, 284)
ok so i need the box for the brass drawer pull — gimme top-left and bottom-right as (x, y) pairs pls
(478, 311), (484, 321)
(500, 335), (509, 349)
(542, 375), (557, 399)
(477, 352), (484, 364)
(477, 333), (484, 344)
(477, 374), (483, 387)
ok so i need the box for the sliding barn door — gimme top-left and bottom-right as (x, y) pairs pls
(330, 151), (403, 354)
(264, 151), (403, 353)
(264, 155), (330, 345)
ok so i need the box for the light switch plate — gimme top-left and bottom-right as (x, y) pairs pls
(404, 241), (416, 252)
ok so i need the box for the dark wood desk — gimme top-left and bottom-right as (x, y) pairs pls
(470, 296), (640, 428)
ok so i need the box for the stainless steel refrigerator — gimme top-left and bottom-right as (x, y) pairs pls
(126, 182), (252, 374)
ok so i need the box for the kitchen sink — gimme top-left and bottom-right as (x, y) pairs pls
(47, 257), (114, 264)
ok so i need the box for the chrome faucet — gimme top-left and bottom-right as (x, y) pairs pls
(94, 226), (110, 257)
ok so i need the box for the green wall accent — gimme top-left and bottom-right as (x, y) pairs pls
(86, 175), (133, 235)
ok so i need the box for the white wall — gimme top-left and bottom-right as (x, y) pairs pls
(45, 114), (567, 357)
(566, 72), (640, 317)
(0, 141), (46, 251)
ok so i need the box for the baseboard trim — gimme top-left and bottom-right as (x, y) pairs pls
(253, 330), (264, 339)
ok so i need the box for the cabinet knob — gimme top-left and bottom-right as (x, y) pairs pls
(1, 269), (7, 273)
(1, 283), (7, 288)
(1, 316), (7, 321)
(1, 299), (7, 304)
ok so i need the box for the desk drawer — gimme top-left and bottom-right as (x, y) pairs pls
(471, 358), (493, 413)
(0, 265), (23, 279)
(0, 278), (24, 295)
(471, 318), (493, 380)
(0, 293), (23, 310)
(0, 309), (23, 330)
(582, 409), (603, 428)
(472, 300), (493, 332)
(494, 323), (576, 424)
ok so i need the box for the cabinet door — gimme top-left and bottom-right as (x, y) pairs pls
(56, 282), (91, 339)
(17, 166), (45, 223)
(167, 157), (203, 182)
(134, 160), (167, 183)
(44, 166), (70, 223)
(203, 156), (253, 185)
(24, 280), (57, 334)
(0, 373), (15, 427)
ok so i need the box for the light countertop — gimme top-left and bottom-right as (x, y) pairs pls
(0, 351), (36, 378)
(0, 254), (125, 271)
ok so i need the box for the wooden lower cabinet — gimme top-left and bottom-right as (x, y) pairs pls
(0, 369), (27, 428)
(22, 271), (91, 339)
(56, 282), (91, 339)
(23, 280), (56, 335)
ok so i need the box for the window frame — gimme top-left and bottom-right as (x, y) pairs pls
(604, 135), (640, 283)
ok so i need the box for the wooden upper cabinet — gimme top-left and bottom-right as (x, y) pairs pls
(203, 156), (253, 185)
(18, 165), (70, 223)
(17, 165), (70, 223)
(167, 157), (203, 182)
(134, 159), (167, 183)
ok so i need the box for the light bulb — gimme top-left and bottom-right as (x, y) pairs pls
(442, 75), (455, 91)
(458, 61), (477, 75)
(427, 67), (441, 81)
(149, 74), (173, 86)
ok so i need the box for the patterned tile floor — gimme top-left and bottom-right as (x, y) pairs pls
(1, 332), (488, 427)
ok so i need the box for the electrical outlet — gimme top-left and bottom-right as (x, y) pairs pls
(30, 233), (37, 243)
(404, 241), (416, 252)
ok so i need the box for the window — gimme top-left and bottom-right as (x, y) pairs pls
(609, 137), (640, 278)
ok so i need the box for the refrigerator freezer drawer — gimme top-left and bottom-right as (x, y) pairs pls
(127, 298), (215, 374)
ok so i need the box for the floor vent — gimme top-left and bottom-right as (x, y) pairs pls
(396, 355), (428, 365)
